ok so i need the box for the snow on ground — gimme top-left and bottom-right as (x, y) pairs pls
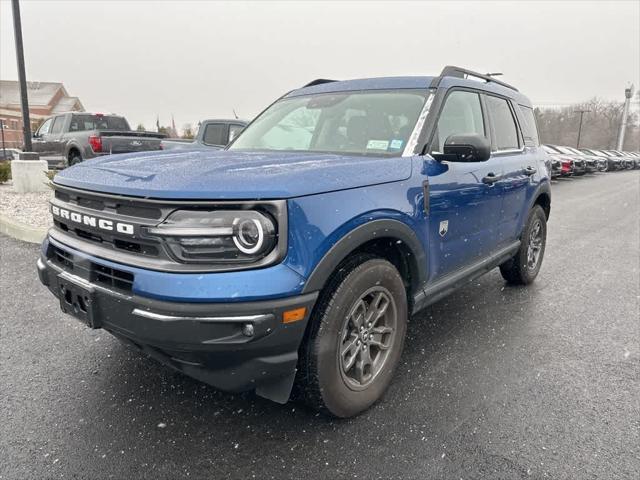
(0, 181), (53, 229)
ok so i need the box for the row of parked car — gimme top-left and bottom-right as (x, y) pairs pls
(543, 144), (640, 177)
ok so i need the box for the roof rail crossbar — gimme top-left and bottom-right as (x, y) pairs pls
(302, 79), (338, 88)
(431, 65), (519, 92)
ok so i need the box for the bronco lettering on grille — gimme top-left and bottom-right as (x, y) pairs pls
(51, 205), (135, 235)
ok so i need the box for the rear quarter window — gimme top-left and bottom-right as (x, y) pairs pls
(517, 105), (540, 147)
(203, 124), (227, 146)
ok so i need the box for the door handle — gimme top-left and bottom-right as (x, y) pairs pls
(482, 172), (501, 185)
(523, 166), (537, 176)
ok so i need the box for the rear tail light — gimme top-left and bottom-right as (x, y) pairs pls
(88, 135), (102, 153)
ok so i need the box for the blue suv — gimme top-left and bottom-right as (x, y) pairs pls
(37, 66), (550, 417)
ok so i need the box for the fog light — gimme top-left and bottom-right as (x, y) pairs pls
(242, 323), (255, 337)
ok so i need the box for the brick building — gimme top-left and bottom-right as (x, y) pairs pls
(0, 80), (84, 149)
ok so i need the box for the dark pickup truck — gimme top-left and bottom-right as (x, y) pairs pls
(161, 119), (247, 151)
(32, 112), (165, 169)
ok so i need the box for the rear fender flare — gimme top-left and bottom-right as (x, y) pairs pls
(525, 180), (552, 227)
(65, 142), (83, 160)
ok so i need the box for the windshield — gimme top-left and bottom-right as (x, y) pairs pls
(542, 145), (559, 154)
(590, 150), (608, 157)
(70, 114), (129, 132)
(554, 146), (577, 155)
(229, 89), (428, 156)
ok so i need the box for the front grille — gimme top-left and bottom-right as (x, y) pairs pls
(50, 244), (74, 270)
(54, 219), (160, 256)
(49, 184), (287, 273)
(52, 186), (166, 259)
(94, 263), (135, 291)
(55, 189), (162, 219)
(48, 244), (134, 292)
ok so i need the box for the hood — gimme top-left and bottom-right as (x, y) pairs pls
(54, 149), (412, 199)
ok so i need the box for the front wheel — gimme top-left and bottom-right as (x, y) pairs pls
(500, 205), (547, 285)
(297, 256), (408, 418)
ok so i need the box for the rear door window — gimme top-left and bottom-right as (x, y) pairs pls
(486, 96), (520, 151)
(50, 116), (65, 134)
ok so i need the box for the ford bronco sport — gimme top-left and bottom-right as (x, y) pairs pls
(37, 66), (550, 418)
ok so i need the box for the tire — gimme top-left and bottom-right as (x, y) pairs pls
(297, 255), (408, 418)
(68, 151), (82, 166)
(500, 205), (547, 285)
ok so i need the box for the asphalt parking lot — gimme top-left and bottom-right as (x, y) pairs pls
(1, 170), (638, 480)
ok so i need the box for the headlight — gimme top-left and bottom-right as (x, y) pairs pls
(145, 209), (277, 264)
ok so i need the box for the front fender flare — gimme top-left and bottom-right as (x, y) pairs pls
(301, 218), (427, 295)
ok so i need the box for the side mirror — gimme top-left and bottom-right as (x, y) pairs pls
(441, 134), (491, 162)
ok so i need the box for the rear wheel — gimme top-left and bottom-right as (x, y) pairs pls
(68, 151), (82, 166)
(500, 205), (547, 285)
(297, 255), (408, 418)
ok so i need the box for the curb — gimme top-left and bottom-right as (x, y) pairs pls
(0, 213), (47, 244)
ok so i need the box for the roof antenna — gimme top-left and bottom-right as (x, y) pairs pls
(232, 109), (239, 120)
(486, 72), (503, 77)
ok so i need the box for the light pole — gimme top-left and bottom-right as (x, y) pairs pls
(11, 0), (33, 152)
(575, 109), (590, 149)
(616, 84), (634, 150)
(10, 0), (47, 193)
(0, 119), (6, 159)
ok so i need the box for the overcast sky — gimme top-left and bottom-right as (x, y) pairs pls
(1, 0), (639, 131)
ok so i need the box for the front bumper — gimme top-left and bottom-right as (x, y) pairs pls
(37, 249), (318, 403)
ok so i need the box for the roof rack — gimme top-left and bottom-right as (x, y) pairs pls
(431, 65), (518, 92)
(302, 79), (338, 88)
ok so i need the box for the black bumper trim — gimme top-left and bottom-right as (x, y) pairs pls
(38, 255), (318, 400)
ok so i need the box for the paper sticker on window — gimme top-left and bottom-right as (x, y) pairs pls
(366, 140), (389, 150)
(389, 139), (403, 150)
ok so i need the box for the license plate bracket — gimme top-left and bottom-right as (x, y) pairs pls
(57, 273), (100, 329)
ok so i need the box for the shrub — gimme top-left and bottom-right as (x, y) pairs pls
(0, 161), (11, 184)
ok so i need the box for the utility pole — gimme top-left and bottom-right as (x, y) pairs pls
(575, 109), (590, 149)
(616, 84), (634, 151)
(12, 0), (33, 152)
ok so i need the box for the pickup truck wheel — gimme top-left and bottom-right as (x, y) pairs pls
(500, 205), (547, 285)
(68, 152), (82, 166)
(297, 255), (408, 418)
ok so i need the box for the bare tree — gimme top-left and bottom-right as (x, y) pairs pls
(535, 98), (638, 150)
(181, 123), (194, 139)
